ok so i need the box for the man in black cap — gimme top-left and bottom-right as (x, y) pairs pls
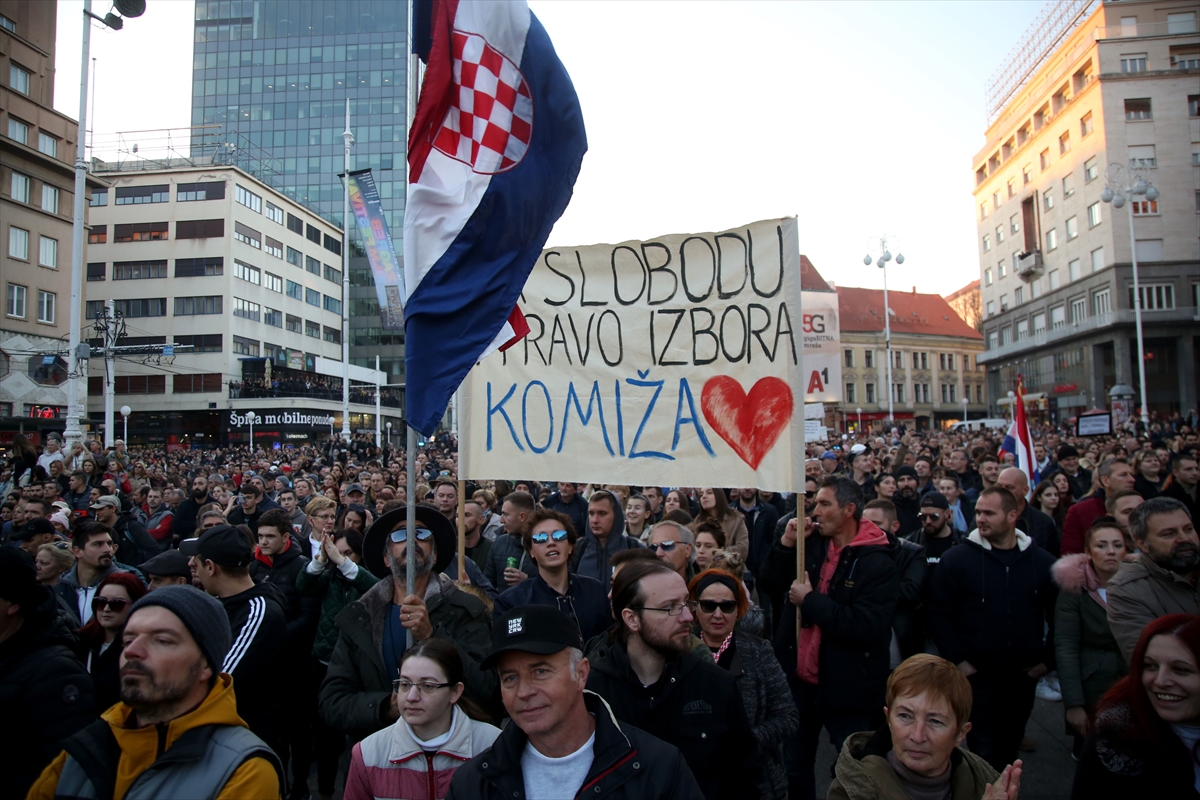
(29, 585), (283, 799)
(1044, 444), (1091, 501)
(91, 494), (160, 569)
(904, 492), (965, 582)
(138, 549), (193, 591)
(320, 503), (495, 742)
(11, 517), (57, 558)
(226, 482), (271, 535)
(182, 524), (289, 772)
(446, 604), (704, 800)
(891, 465), (922, 536)
(0, 547), (95, 799)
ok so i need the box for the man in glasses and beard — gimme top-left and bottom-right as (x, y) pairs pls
(320, 504), (497, 742)
(1107, 497), (1200, 661)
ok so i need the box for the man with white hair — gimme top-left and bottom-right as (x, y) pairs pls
(647, 520), (695, 583)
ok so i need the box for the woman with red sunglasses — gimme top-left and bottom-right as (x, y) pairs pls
(75, 571), (147, 712)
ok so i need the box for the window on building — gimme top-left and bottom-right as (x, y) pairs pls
(285, 314), (302, 333)
(1066, 216), (1079, 239)
(88, 225), (107, 244)
(264, 202), (284, 225)
(1007, 178), (1015, 199)
(1094, 289), (1111, 315)
(844, 349), (854, 368)
(999, 260), (1007, 278)
(980, 202), (989, 220)
(8, 226), (29, 259)
(235, 184), (262, 212)
(1125, 98), (1152, 121)
(90, 188), (107, 207)
(173, 373), (224, 393)
(1132, 199), (1158, 216)
(86, 262), (106, 281)
(108, 298), (167, 318)
(893, 384), (906, 403)
(305, 256), (321, 276)
(286, 280), (303, 300)
(1048, 269), (1060, 290)
(1059, 131), (1071, 154)
(305, 288), (320, 307)
(232, 298), (261, 321)
(999, 326), (1011, 346)
(1032, 279), (1042, 299)
(264, 307), (282, 327)
(174, 257), (224, 277)
(1010, 214), (1019, 235)
(1046, 229), (1058, 251)
(115, 184), (169, 205)
(9, 171), (30, 203)
(113, 376), (166, 394)
(233, 222), (261, 248)
(1190, 94), (1200, 117)
(1071, 296), (1087, 322)
(1000, 294), (1009, 312)
(232, 336), (260, 356)
(1032, 312), (1046, 334)
(1091, 247), (1105, 272)
(1069, 258), (1081, 282)
(173, 296), (222, 316)
(264, 237), (283, 258)
(984, 268), (993, 286)
(1130, 283), (1175, 310)
(40, 185), (59, 214)
(1043, 190), (1054, 212)
(36, 290), (55, 324)
(323, 325), (341, 344)
(37, 236), (56, 268)
(175, 219), (225, 239)
(37, 132), (57, 157)
(996, 224), (1004, 244)
(1016, 319), (1029, 340)
(1022, 164), (1032, 185)
(306, 223), (322, 245)
(7, 284), (27, 318)
(263, 272), (283, 293)
(113, 260), (167, 280)
(323, 295), (341, 314)
(986, 300), (996, 317)
(1120, 54), (1147, 73)
(286, 247), (303, 267)
(948, 384), (956, 403)
(864, 350), (874, 368)
(1040, 149), (1050, 170)
(1170, 11), (1199, 33)
(1128, 144), (1156, 168)
(7, 117), (28, 144)
(1051, 305), (1066, 329)
(1080, 112), (1093, 138)
(10, 63), (30, 94)
(323, 264), (341, 284)
(286, 214), (304, 235)
(1087, 202), (1102, 228)
(1014, 287), (1023, 305)
(233, 260), (261, 285)
(865, 383), (876, 403)
(1135, 239), (1164, 262)
(177, 181), (225, 202)
(324, 234), (341, 256)
(894, 350), (904, 369)
(305, 320), (320, 338)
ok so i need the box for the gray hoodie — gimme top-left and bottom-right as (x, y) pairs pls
(570, 511), (644, 593)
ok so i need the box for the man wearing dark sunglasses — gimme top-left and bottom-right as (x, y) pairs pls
(648, 521), (695, 584)
(493, 509), (611, 642)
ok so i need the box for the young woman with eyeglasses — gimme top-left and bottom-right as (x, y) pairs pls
(344, 638), (499, 800)
(75, 571), (147, 712)
(687, 568), (798, 800)
(492, 508), (612, 642)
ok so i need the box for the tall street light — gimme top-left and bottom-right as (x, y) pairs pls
(1100, 164), (1159, 429)
(65, 0), (145, 448)
(120, 405), (131, 443)
(864, 237), (905, 424)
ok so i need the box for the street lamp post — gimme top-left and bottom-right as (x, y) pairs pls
(386, 421), (393, 448)
(120, 405), (130, 443)
(247, 412), (257, 450)
(864, 237), (905, 424)
(962, 394), (969, 424)
(1100, 165), (1158, 429)
(856, 407), (862, 432)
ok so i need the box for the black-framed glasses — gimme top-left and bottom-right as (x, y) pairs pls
(917, 513), (942, 521)
(389, 527), (432, 544)
(393, 679), (453, 695)
(531, 530), (570, 544)
(629, 602), (690, 616)
(92, 596), (130, 612)
(695, 599), (737, 614)
(652, 541), (678, 552)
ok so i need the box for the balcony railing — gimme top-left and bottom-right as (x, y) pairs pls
(1095, 20), (1198, 40)
(979, 307), (1196, 363)
(229, 380), (404, 408)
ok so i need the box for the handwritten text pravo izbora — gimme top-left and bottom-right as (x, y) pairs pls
(480, 223), (807, 467)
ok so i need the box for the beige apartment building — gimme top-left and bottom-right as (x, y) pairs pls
(0, 1), (106, 442)
(973, 0), (1198, 423)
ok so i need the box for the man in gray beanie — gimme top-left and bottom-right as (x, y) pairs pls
(28, 585), (284, 799)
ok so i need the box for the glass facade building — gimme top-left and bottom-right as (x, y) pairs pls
(190, 0), (408, 379)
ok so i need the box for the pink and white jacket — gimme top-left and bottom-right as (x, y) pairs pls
(343, 706), (501, 800)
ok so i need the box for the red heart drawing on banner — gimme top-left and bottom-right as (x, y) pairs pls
(701, 376), (795, 470)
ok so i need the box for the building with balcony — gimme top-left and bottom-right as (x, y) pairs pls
(84, 162), (397, 448)
(973, 0), (1198, 421)
(0, 1), (107, 444)
(836, 286), (987, 432)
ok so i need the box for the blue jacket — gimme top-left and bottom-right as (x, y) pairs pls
(494, 572), (612, 641)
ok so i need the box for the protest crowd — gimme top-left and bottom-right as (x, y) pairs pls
(1, 410), (1198, 800)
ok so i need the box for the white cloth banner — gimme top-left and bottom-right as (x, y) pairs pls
(460, 217), (840, 491)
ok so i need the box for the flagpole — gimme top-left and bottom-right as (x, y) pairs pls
(404, 0), (420, 647)
(341, 98), (353, 443)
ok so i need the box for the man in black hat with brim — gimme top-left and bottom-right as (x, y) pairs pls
(319, 503), (496, 742)
(446, 604), (704, 800)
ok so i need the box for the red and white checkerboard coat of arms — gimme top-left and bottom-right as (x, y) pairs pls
(432, 30), (534, 175)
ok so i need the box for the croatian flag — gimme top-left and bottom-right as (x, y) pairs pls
(403, 0), (587, 435)
(1000, 375), (1041, 497)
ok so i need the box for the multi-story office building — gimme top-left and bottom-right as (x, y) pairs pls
(189, 0), (409, 384)
(0, 1), (106, 443)
(85, 162), (394, 447)
(974, 0), (1198, 421)
(836, 287), (987, 432)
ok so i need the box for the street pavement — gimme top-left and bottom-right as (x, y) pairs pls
(816, 697), (1079, 799)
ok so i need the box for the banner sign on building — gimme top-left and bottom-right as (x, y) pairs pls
(460, 217), (840, 491)
(347, 168), (405, 330)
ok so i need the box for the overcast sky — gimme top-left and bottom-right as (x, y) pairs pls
(56, 0), (1045, 295)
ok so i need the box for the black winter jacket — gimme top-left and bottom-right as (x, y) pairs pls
(172, 492), (214, 540)
(926, 531), (1057, 672)
(494, 572), (612, 642)
(0, 592), (95, 800)
(888, 532), (928, 660)
(446, 691), (704, 800)
(482, 532), (538, 589)
(760, 525), (900, 714)
(585, 636), (760, 800)
(1019, 503), (1061, 557)
(249, 538), (320, 664)
(219, 581), (288, 751)
(1072, 700), (1200, 800)
(110, 511), (161, 569)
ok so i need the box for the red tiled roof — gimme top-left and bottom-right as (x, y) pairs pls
(837, 286), (983, 340)
(800, 255), (832, 292)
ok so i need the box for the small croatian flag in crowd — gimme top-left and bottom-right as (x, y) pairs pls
(403, 0), (587, 435)
(1000, 376), (1041, 497)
